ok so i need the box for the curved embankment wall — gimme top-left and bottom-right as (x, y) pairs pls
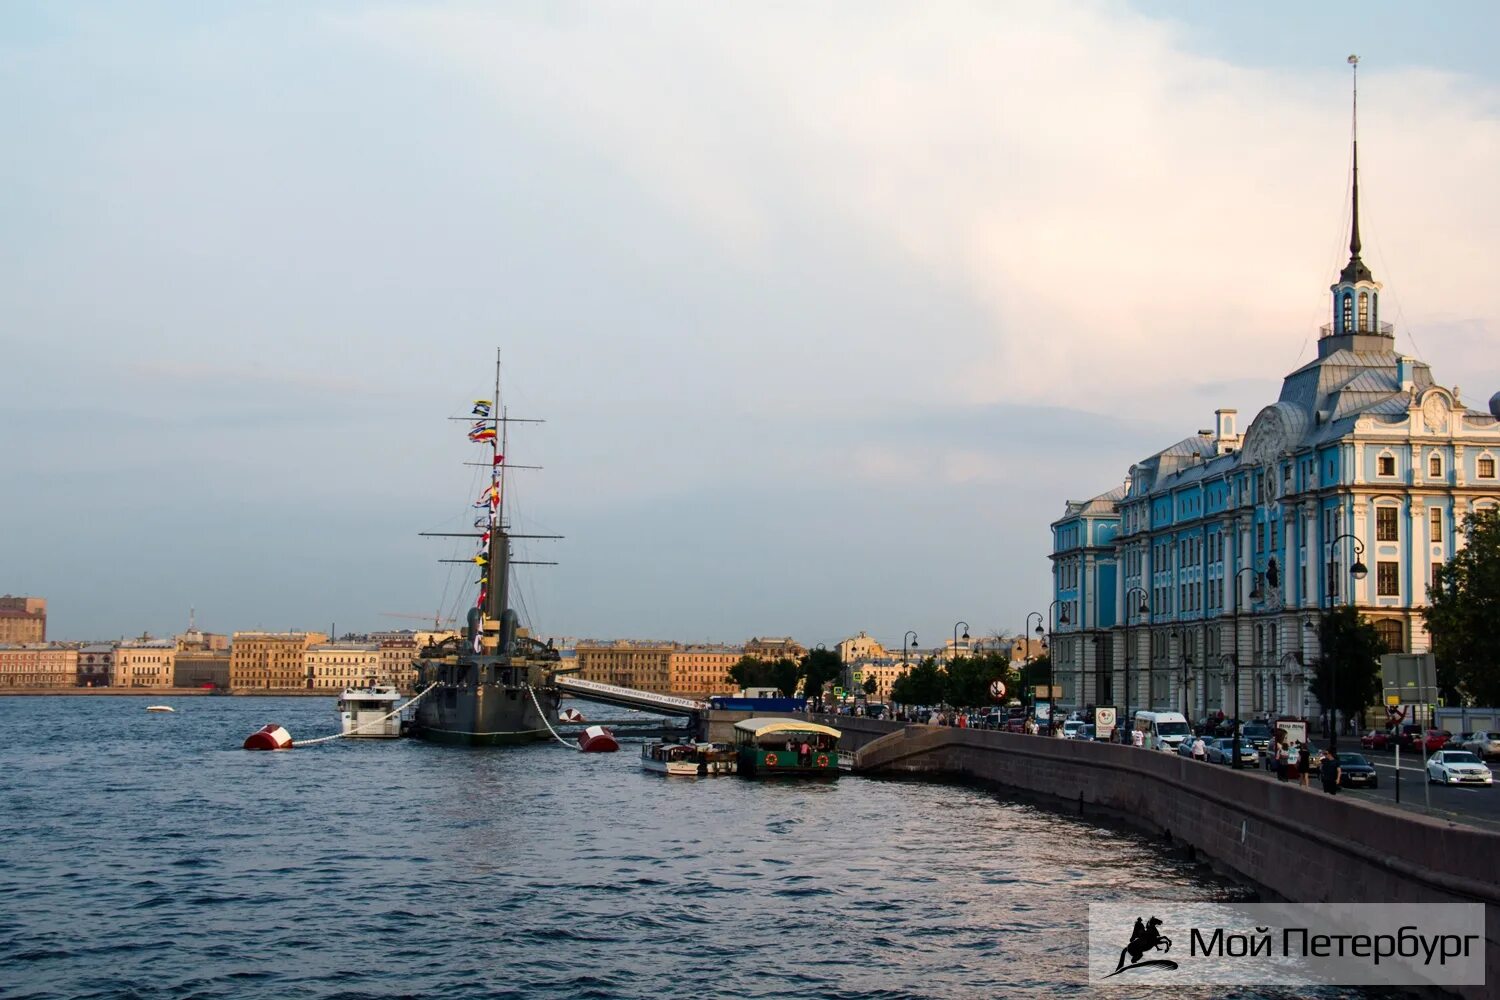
(823, 716), (1500, 998)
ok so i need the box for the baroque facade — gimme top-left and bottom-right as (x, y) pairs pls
(1052, 150), (1500, 726)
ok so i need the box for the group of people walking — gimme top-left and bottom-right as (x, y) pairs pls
(1184, 734), (1344, 793)
(1270, 740), (1344, 794)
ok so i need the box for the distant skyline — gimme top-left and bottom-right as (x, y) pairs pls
(3, 3), (1497, 651)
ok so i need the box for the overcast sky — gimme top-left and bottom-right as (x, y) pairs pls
(3, 2), (1497, 648)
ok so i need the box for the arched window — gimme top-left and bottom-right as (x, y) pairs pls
(1373, 619), (1404, 653)
(1342, 292), (1354, 332)
(1358, 292), (1369, 331)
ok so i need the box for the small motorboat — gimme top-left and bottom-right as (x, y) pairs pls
(145, 705), (175, 713)
(578, 725), (619, 753)
(641, 740), (698, 776)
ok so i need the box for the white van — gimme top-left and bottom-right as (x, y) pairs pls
(1133, 711), (1192, 752)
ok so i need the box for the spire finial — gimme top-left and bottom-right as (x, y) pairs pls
(1339, 54), (1372, 284)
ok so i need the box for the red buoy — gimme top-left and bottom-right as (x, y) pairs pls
(243, 724), (294, 751)
(577, 725), (619, 753)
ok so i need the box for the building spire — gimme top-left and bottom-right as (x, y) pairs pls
(1339, 54), (1372, 283)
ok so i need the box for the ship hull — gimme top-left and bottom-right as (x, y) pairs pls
(409, 654), (560, 747)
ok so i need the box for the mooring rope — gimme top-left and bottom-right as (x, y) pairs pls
(525, 685), (577, 750)
(291, 683), (439, 747)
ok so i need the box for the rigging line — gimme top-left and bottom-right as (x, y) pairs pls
(525, 685), (575, 749)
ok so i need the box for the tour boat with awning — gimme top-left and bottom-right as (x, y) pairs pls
(733, 718), (842, 777)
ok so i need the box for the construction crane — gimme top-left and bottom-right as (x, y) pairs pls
(379, 612), (458, 629)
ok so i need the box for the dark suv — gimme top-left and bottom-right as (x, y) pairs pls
(1241, 723), (1273, 753)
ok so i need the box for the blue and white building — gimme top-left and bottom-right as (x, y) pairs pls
(1051, 133), (1500, 725)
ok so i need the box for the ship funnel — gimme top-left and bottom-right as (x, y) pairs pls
(502, 609), (518, 654)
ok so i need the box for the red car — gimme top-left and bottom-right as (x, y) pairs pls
(1360, 730), (1393, 751)
(1423, 730), (1452, 754)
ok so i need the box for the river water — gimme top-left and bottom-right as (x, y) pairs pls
(1, 696), (1391, 999)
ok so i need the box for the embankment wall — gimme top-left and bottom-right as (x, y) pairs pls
(824, 716), (1500, 998)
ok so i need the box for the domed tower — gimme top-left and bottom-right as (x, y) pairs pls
(1320, 56), (1392, 358)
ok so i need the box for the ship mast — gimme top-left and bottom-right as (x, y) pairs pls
(485, 349), (510, 634)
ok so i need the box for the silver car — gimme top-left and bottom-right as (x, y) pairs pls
(1206, 738), (1260, 767)
(1462, 731), (1500, 761)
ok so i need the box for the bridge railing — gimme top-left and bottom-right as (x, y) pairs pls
(555, 676), (707, 712)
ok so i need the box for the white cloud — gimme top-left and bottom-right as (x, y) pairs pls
(338, 2), (1500, 413)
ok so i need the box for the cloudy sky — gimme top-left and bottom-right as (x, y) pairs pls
(3, 2), (1498, 648)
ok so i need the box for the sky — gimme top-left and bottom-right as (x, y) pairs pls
(2, 2), (1498, 649)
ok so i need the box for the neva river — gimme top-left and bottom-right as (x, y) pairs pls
(1, 696), (1390, 1000)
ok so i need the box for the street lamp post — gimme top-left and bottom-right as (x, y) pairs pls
(1047, 601), (1068, 734)
(1229, 567), (1262, 769)
(1122, 587), (1150, 742)
(1322, 532), (1368, 752)
(1024, 612), (1043, 722)
(952, 621), (970, 665)
(1171, 628), (1194, 720)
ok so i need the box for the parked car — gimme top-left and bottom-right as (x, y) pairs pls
(1360, 729), (1394, 751)
(1423, 729), (1453, 754)
(1061, 720), (1086, 739)
(1336, 752), (1379, 788)
(1461, 731), (1500, 761)
(1426, 750), (1494, 786)
(1206, 738), (1259, 767)
(1397, 724), (1425, 749)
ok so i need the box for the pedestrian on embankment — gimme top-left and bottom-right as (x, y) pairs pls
(1319, 749), (1341, 794)
(1298, 742), (1312, 788)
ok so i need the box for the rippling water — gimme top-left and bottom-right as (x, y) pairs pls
(0, 696), (1395, 999)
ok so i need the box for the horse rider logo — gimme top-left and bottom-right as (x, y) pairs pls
(1106, 915), (1178, 977)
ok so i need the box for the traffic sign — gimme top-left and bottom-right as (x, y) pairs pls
(989, 679), (1006, 701)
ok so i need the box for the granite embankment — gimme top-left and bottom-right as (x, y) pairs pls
(826, 715), (1500, 999)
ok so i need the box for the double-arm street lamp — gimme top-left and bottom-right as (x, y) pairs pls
(1122, 587), (1150, 740)
(1319, 532), (1368, 752)
(1171, 627), (1194, 720)
(1027, 602), (1069, 734)
(1227, 566), (1263, 769)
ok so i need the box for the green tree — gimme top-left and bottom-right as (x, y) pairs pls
(891, 656), (944, 706)
(1310, 606), (1385, 735)
(1426, 509), (1500, 705)
(1015, 655), (1050, 709)
(862, 676), (878, 697)
(798, 647), (844, 709)
(942, 650), (1016, 708)
(769, 657), (799, 698)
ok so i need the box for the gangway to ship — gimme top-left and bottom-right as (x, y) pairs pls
(555, 676), (707, 717)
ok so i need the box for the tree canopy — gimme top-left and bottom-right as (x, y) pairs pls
(1426, 509), (1500, 705)
(887, 652), (1019, 708)
(798, 647), (844, 707)
(890, 656), (944, 706)
(1310, 606), (1385, 725)
(728, 656), (799, 698)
